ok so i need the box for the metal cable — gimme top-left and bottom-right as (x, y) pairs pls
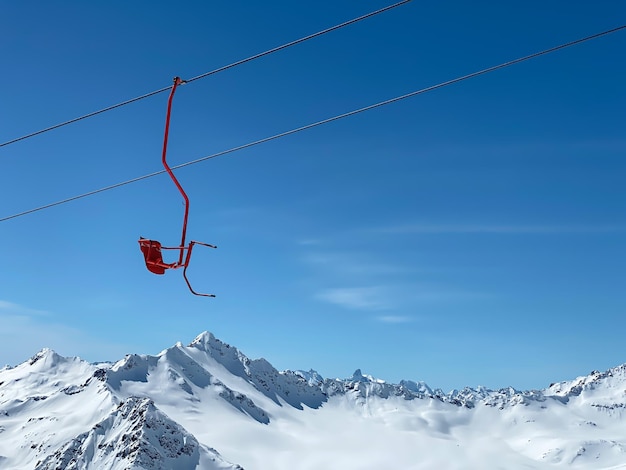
(0, 0), (412, 149)
(185, 0), (412, 84)
(1, 88), (172, 149)
(1, 23), (625, 224)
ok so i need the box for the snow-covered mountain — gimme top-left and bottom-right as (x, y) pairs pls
(1, 332), (625, 469)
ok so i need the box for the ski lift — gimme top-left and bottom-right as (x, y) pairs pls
(139, 77), (216, 297)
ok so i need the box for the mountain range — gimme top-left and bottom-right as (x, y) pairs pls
(1, 331), (625, 469)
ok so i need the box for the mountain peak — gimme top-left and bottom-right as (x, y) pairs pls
(351, 369), (365, 381)
(189, 330), (216, 348)
(35, 396), (240, 470)
(349, 369), (385, 384)
(28, 348), (64, 368)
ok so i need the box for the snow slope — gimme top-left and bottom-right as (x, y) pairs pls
(1, 331), (625, 469)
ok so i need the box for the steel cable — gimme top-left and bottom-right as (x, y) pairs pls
(0, 0), (411, 149)
(1, 23), (625, 223)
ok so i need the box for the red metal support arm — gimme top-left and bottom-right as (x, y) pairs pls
(161, 76), (189, 266)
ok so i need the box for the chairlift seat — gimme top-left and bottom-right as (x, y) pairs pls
(139, 238), (172, 275)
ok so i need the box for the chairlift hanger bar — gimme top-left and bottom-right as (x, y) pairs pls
(138, 77), (217, 297)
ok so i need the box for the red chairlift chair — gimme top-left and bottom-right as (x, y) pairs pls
(138, 77), (216, 297)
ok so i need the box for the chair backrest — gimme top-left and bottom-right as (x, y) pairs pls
(138, 238), (167, 275)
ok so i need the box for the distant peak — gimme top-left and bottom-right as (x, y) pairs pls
(351, 369), (374, 383)
(349, 369), (385, 384)
(399, 379), (434, 395)
(188, 331), (218, 349)
(188, 331), (244, 363)
(29, 348), (63, 367)
(294, 369), (324, 386)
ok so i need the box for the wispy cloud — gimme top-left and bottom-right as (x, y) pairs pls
(302, 252), (410, 278)
(376, 315), (413, 324)
(0, 300), (50, 316)
(374, 224), (626, 235)
(297, 238), (324, 246)
(299, 238), (491, 319)
(315, 287), (391, 311)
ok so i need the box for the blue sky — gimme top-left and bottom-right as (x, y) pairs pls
(1, 1), (625, 392)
